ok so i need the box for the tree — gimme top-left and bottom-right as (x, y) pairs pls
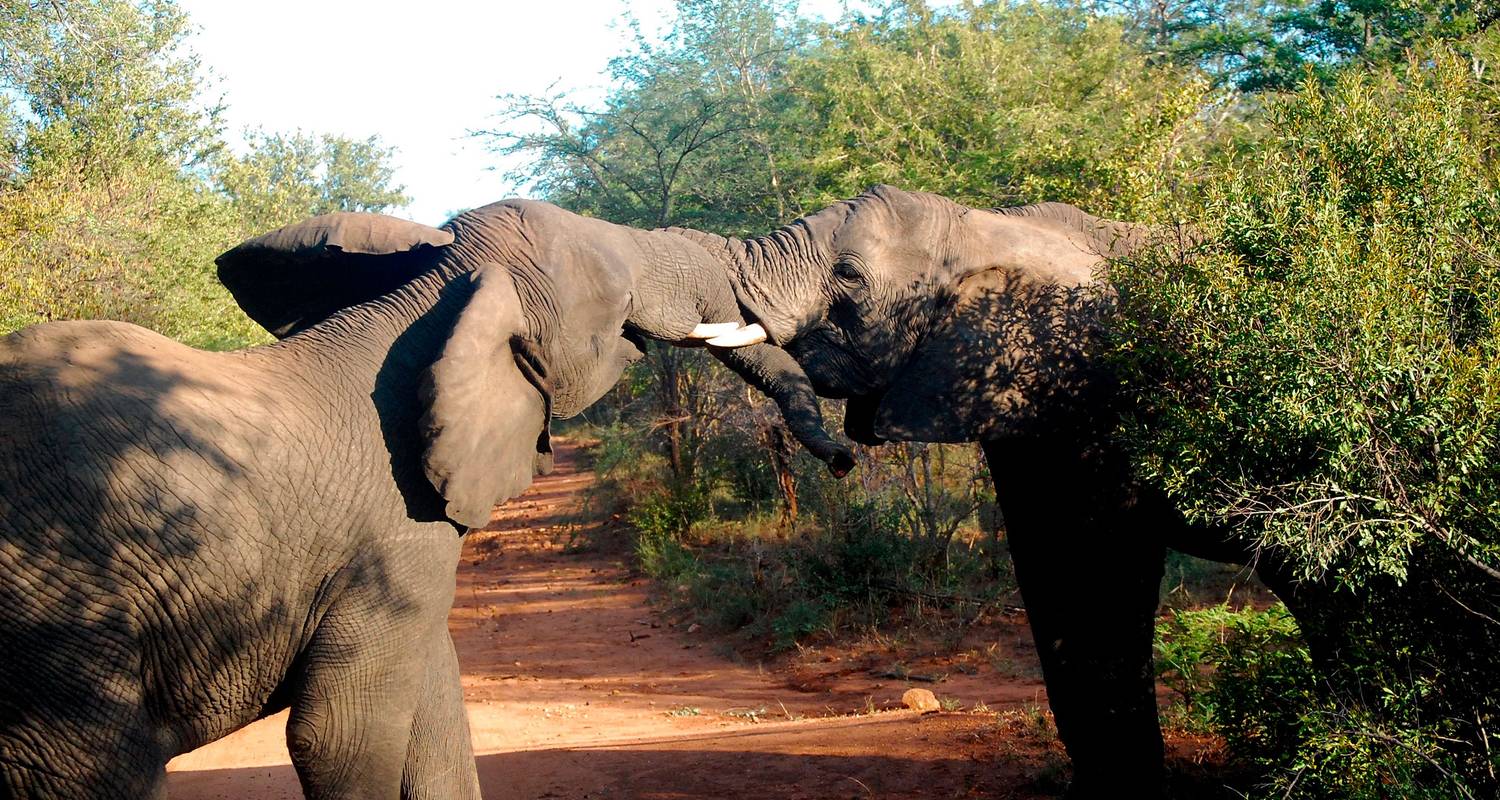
(784, 1), (1223, 220)
(1090, 0), (1496, 91)
(217, 129), (409, 232)
(0, 0), (223, 182)
(478, 0), (805, 233)
(0, 0), (258, 348)
(0, 1), (406, 350)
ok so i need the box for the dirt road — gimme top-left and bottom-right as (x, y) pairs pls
(164, 442), (1083, 799)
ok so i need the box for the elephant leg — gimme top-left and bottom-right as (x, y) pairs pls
(401, 629), (481, 800)
(985, 442), (1166, 798)
(285, 613), (424, 800)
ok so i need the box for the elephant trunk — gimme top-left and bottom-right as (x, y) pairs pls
(633, 226), (854, 476)
(712, 343), (854, 477)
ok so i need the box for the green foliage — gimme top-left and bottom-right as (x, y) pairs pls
(1116, 45), (1500, 794)
(483, 0), (806, 233)
(217, 129), (409, 232)
(0, 0), (259, 348)
(1089, 0), (1493, 92)
(787, 1), (1224, 218)
(1157, 604), (1480, 799)
(1156, 604), (1316, 738)
(1113, 51), (1500, 585)
(768, 596), (831, 649)
(589, 427), (1006, 652)
(0, 0), (223, 182)
(627, 482), (713, 541)
(0, 1), (409, 350)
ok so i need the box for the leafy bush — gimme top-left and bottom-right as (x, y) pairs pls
(1118, 48), (1500, 795)
(0, 1), (410, 350)
(787, 1), (1225, 219)
(1114, 51), (1500, 586)
(1157, 604), (1479, 799)
(1156, 604), (1316, 741)
(628, 483), (713, 542)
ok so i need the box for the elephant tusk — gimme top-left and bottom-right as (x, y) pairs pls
(686, 322), (743, 339)
(705, 323), (768, 348)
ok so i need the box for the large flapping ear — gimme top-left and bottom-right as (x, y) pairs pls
(871, 268), (1110, 443)
(420, 263), (554, 529)
(216, 212), (454, 338)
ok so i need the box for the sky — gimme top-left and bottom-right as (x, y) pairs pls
(179, 1), (857, 226)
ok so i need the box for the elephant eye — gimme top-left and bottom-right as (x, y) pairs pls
(833, 259), (863, 284)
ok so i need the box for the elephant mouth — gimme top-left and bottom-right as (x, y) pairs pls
(843, 394), (887, 446)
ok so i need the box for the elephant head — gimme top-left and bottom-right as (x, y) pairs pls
(217, 201), (855, 524)
(709, 185), (1156, 445)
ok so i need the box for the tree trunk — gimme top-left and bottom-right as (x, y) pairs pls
(764, 422), (799, 524)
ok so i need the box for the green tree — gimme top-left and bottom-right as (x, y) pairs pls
(1091, 0), (1497, 91)
(0, 2), (412, 348)
(217, 129), (409, 233)
(785, 1), (1223, 219)
(479, 0), (805, 233)
(0, 0), (261, 348)
(0, 0), (223, 181)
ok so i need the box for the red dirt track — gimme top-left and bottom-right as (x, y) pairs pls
(164, 441), (1190, 799)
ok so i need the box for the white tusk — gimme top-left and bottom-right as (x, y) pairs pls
(686, 322), (742, 339)
(706, 323), (768, 348)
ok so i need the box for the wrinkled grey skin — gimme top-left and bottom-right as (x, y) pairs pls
(715, 185), (1241, 797)
(0, 198), (851, 799)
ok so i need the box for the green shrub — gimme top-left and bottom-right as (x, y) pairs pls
(627, 482), (713, 541)
(1156, 604), (1480, 799)
(1115, 47), (1500, 793)
(770, 597), (830, 650)
(1156, 604), (1316, 745)
(1114, 52), (1500, 587)
(633, 526), (698, 583)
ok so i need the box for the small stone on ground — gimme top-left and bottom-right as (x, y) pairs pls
(902, 688), (941, 712)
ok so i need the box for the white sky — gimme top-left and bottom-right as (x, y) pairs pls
(179, 1), (858, 226)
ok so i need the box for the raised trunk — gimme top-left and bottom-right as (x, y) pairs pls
(710, 343), (853, 476)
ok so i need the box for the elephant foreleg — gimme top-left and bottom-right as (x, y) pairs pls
(286, 611), (424, 800)
(985, 440), (1166, 798)
(401, 629), (481, 800)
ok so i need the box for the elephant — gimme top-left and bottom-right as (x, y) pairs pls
(0, 198), (853, 799)
(692, 184), (1254, 797)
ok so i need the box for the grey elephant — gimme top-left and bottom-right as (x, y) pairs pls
(692, 185), (1260, 797)
(0, 199), (852, 799)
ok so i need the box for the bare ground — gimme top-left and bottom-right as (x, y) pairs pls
(164, 441), (1228, 799)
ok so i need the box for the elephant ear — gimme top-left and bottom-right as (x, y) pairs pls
(420, 263), (553, 529)
(869, 268), (1109, 443)
(216, 212), (454, 338)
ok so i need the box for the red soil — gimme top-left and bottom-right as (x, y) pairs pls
(164, 441), (1223, 799)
